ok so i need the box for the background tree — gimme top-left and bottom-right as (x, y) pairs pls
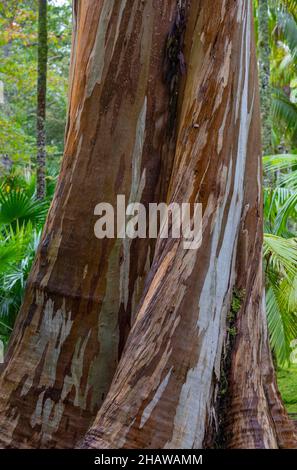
(36, 0), (48, 199)
(0, 0), (72, 166)
(258, 0), (273, 154)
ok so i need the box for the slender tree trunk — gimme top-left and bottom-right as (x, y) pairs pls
(0, 0), (296, 450)
(258, 0), (273, 155)
(36, 0), (48, 199)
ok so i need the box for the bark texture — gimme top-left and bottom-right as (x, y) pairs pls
(36, 0), (48, 199)
(0, 0), (296, 450)
(80, 0), (297, 449)
(0, 0), (178, 448)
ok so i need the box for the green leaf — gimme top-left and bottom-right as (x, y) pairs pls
(264, 234), (297, 277)
(0, 188), (48, 228)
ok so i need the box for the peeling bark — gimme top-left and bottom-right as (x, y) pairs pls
(0, 0), (179, 448)
(0, 0), (296, 450)
(80, 0), (297, 450)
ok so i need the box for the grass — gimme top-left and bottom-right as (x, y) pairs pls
(277, 365), (297, 414)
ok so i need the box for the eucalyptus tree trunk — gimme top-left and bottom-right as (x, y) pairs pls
(0, 0), (177, 448)
(80, 0), (297, 449)
(258, 0), (273, 155)
(0, 0), (296, 450)
(36, 0), (48, 199)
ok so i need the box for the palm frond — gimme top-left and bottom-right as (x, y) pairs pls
(0, 224), (30, 275)
(278, 9), (297, 57)
(263, 154), (297, 190)
(263, 153), (297, 170)
(275, 191), (297, 232)
(281, 0), (297, 21)
(264, 233), (297, 276)
(0, 188), (48, 228)
(267, 281), (297, 365)
(271, 89), (297, 134)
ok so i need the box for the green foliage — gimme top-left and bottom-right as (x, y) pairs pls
(0, 223), (30, 274)
(266, 278), (297, 364)
(0, 170), (53, 347)
(0, 188), (48, 227)
(261, 15), (297, 363)
(0, 224), (41, 346)
(230, 289), (245, 315)
(0, 0), (72, 163)
(264, 234), (297, 276)
(0, 1), (68, 349)
(271, 89), (297, 144)
(277, 365), (297, 413)
(264, 152), (297, 365)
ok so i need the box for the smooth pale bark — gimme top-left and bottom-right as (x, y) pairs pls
(36, 0), (48, 199)
(0, 0), (177, 448)
(80, 0), (297, 449)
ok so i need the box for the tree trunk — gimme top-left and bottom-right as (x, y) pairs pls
(0, 0), (296, 450)
(258, 0), (273, 155)
(0, 0), (178, 448)
(36, 0), (48, 199)
(80, 0), (297, 449)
